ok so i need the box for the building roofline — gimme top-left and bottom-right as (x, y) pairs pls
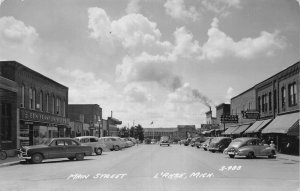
(1, 61), (68, 89)
(230, 61), (299, 100)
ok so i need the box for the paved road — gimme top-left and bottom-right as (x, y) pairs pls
(0, 144), (299, 191)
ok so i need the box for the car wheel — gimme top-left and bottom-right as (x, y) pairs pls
(168, 144), (170, 146)
(204, 148), (207, 151)
(114, 145), (120, 151)
(95, 148), (103, 155)
(75, 153), (84, 161)
(68, 157), (75, 161)
(247, 152), (254, 159)
(229, 154), (235, 158)
(31, 153), (43, 164)
(211, 150), (216, 153)
(268, 151), (276, 158)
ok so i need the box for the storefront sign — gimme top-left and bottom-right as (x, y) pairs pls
(20, 108), (69, 125)
(221, 115), (238, 123)
(242, 111), (260, 119)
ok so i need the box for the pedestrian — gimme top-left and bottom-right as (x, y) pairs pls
(270, 141), (276, 149)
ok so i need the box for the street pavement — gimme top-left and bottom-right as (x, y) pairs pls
(0, 144), (299, 191)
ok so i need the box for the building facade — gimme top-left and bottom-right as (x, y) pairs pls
(0, 61), (69, 150)
(68, 104), (102, 137)
(143, 127), (178, 141)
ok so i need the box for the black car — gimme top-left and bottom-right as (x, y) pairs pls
(208, 137), (232, 153)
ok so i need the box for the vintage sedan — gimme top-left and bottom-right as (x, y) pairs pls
(75, 136), (107, 155)
(98, 137), (125, 151)
(18, 138), (93, 164)
(199, 137), (214, 150)
(224, 137), (276, 159)
(208, 137), (232, 153)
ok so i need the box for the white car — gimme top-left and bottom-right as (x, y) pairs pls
(98, 137), (126, 151)
(75, 136), (107, 155)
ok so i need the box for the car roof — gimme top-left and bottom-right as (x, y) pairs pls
(233, 137), (259, 142)
(75, 136), (98, 139)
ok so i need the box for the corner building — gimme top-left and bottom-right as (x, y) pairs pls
(0, 61), (69, 149)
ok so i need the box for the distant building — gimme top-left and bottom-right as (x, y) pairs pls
(68, 104), (102, 137)
(143, 127), (178, 140)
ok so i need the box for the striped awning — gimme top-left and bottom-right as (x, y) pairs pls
(262, 112), (299, 134)
(223, 125), (239, 135)
(231, 124), (251, 135)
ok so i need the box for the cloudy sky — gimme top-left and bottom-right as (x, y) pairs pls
(0, 0), (299, 128)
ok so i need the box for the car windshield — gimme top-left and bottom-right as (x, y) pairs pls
(228, 139), (244, 147)
(44, 139), (53, 145)
(211, 137), (223, 143)
(161, 136), (169, 141)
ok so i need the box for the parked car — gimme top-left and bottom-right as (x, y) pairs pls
(199, 137), (214, 150)
(224, 137), (276, 159)
(121, 138), (134, 147)
(208, 137), (232, 153)
(151, 139), (157, 144)
(98, 137), (125, 151)
(184, 138), (192, 146)
(18, 138), (93, 164)
(160, 136), (170, 146)
(75, 136), (106, 155)
(194, 136), (208, 148)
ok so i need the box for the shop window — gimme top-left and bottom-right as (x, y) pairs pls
(1, 103), (12, 141)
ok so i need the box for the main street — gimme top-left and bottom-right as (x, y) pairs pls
(0, 144), (299, 191)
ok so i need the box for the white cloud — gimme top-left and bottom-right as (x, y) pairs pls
(123, 83), (153, 103)
(0, 16), (39, 60)
(0, 0), (5, 7)
(173, 27), (201, 60)
(116, 53), (182, 91)
(164, 0), (199, 21)
(202, 0), (241, 17)
(200, 18), (286, 62)
(126, 0), (140, 14)
(88, 7), (172, 56)
(55, 68), (115, 103)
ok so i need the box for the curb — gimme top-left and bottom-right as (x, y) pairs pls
(0, 161), (20, 168)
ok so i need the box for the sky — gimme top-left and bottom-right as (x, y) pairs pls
(0, 0), (299, 128)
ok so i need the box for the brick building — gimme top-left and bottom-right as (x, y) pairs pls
(0, 61), (69, 151)
(68, 104), (102, 137)
(0, 70), (18, 154)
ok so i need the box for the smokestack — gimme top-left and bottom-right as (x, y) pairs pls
(111, 111), (113, 118)
(210, 106), (211, 112)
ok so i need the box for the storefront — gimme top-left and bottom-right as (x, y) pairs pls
(19, 108), (69, 146)
(262, 112), (299, 155)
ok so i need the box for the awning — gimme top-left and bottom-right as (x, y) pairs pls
(231, 124), (251, 135)
(287, 120), (299, 136)
(244, 120), (264, 134)
(223, 125), (239, 135)
(253, 119), (272, 133)
(244, 119), (272, 134)
(262, 112), (299, 134)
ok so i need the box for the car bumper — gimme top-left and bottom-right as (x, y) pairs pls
(18, 151), (31, 160)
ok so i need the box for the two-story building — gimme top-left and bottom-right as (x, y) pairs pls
(0, 61), (69, 152)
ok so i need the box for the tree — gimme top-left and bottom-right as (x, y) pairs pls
(128, 124), (144, 142)
(118, 126), (130, 137)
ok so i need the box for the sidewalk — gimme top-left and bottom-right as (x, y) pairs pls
(0, 156), (20, 168)
(277, 153), (300, 162)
